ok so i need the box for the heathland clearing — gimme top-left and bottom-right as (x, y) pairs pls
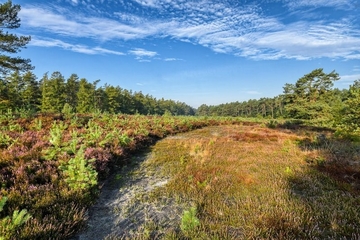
(77, 124), (360, 239)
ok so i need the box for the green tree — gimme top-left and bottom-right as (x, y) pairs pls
(65, 74), (80, 109)
(41, 71), (66, 113)
(104, 85), (122, 114)
(0, 78), (9, 111)
(21, 71), (40, 111)
(76, 78), (96, 113)
(283, 68), (339, 120)
(0, 0), (32, 75)
(342, 80), (360, 127)
(4, 70), (22, 109)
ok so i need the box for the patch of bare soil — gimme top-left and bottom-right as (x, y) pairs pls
(72, 151), (183, 240)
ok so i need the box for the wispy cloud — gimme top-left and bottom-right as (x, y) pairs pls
(20, 0), (360, 60)
(285, 0), (354, 9)
(164, 58), (183, 62)
(30, 37), (125, 55)
(129, 48), (158, 57)
(338, 73), (360, 84)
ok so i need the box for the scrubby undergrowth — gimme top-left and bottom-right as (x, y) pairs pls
(1, 113), (359, 239)
(0, 113), (245, 239)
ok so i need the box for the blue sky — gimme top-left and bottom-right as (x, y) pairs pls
(12, 0), (360, 107)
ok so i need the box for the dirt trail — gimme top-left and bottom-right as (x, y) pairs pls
(73, 150), (182, 240)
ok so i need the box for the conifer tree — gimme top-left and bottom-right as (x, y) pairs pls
(76, 78), (95, 113)
(21, 71), (40, 111)
(0, 0), (32, 75)
(41, 71), (66, 113)
(4, 70), (23, 109)
(65, 74), (80, 109)
(283, 68), (339, 120)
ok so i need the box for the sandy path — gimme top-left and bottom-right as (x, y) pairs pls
(72, 150), (182, 240)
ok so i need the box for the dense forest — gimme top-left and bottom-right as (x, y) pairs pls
(0, 70), (196, 116)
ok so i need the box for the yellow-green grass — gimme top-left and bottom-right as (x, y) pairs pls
(142, 124), (360, 239)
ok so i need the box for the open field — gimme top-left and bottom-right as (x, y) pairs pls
(1, 114), (360, 239)
(79, 123), (360, 239)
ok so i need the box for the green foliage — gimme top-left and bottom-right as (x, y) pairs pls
(267, 119), (278, 129)
(335, 80), (360, 140)
(84, 120), (103, 147)
(61, 103), (74, 120)
(0, 132), (14, 148)
(0, 196), (7, 212)
(43, 121), (68, 160)
(284, 68), (339, 120)
(0, 0), (33, 75)
(59, 146), (98, 191)
(41, 72), (66, 113)
(0, 196), (31, 240)
(76, 78), (97, 113)
(180, 206), (200, 234)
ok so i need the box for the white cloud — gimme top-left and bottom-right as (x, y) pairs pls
(164, 58), (183, 61)
(338, 73), (360, 84)
(30, 37), (125, 55)
(20, 6), (172, 41)
(20, 1), (360, 60)
(353, 66), (360, 72)
(129, 48), (158, 57)
(285, 0), (353, 9)
(132, 0), (159, 7)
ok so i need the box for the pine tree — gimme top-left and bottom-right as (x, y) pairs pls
(0, 0), (33, 75)
(104, 85), (121, 114)
(4, 70), (23, 109)
(41, 71), (66, 113)
(65, 74), (80, 109)
(76, 78), (95, 113)
(21, 71), (40, 111)
(283, 68), (339, 120)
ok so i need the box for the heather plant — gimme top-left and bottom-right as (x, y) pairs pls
(0, 114), (259, 239)
(84, 147), (112, 177)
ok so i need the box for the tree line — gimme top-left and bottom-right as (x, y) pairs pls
(0, 0), (359, 133)
(196, 68), (359, 126)
(0, 70), (196, 115)
(0, 1), (194, 116)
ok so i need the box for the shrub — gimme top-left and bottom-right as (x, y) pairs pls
(180, 206), (200, 235)
(0, 196), (31, 240)
(59, 146), (98, 191)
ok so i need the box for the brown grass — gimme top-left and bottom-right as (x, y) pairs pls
(140, 124), (360, 239)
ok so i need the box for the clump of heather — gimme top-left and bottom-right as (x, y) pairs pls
(84, 147), (112, 178)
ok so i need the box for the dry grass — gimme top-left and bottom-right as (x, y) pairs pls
(135, 124), (360, 239)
